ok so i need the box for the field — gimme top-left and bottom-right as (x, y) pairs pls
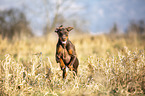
(0, 33), (145, 96)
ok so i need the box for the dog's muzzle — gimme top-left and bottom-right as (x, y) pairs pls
(61, 41), (67, 44)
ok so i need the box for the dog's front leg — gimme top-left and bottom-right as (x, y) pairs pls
(59, 58), (66, 70)
(62, 68), (67, 79)
(68, 49), (76, 70)
(56, 46), (66, 70)
(59, 58), (67, 78)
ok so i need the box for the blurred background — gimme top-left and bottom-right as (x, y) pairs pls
(0, 0), (145, 39)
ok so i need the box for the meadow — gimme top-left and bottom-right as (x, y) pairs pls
(0, 33), (145, 96)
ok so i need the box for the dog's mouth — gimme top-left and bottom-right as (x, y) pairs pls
(61, 40), (67, 44)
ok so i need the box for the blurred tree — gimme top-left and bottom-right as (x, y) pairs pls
(42, 0), (87, 35)
(43, 14), (66, 35)
(110, 23), (119, 34)
(126, 20), (145, 35)
(0, 9), (33, 40)
(71, 17), (89, 33)
(138, 20), (145, 34)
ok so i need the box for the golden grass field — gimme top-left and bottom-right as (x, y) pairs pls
(0, 33), (145, 96)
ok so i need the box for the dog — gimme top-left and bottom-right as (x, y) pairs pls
(55, 25), (79, 78)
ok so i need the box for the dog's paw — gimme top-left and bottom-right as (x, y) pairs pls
(61, 65), (66, 70)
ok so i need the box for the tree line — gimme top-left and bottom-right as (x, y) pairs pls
(0, 8), (145, 40)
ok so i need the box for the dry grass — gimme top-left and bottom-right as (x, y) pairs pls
(0, 33), (145, 96)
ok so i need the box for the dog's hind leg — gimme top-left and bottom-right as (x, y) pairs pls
(73, 58), (79, 76)
(62, 68), (67, 79)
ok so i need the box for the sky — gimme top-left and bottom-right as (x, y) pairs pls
(82, 0), (145, 33)
(0, 0), (145, 35)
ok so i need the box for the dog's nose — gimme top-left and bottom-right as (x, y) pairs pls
(62, 36), (66, 41)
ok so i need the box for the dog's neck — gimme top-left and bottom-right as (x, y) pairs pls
(58, 39), (69, 48)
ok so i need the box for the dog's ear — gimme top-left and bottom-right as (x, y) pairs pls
(55, 25), (63, 33)
(55, 27), (59, 33)
(66, 27), (73, 32)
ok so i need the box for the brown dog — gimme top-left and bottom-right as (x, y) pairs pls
(55, 25), (79, 78)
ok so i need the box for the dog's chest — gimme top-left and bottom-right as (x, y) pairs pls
(61, 48), (71, 64)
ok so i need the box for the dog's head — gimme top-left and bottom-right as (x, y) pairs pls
(55, 25), (73, 44)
